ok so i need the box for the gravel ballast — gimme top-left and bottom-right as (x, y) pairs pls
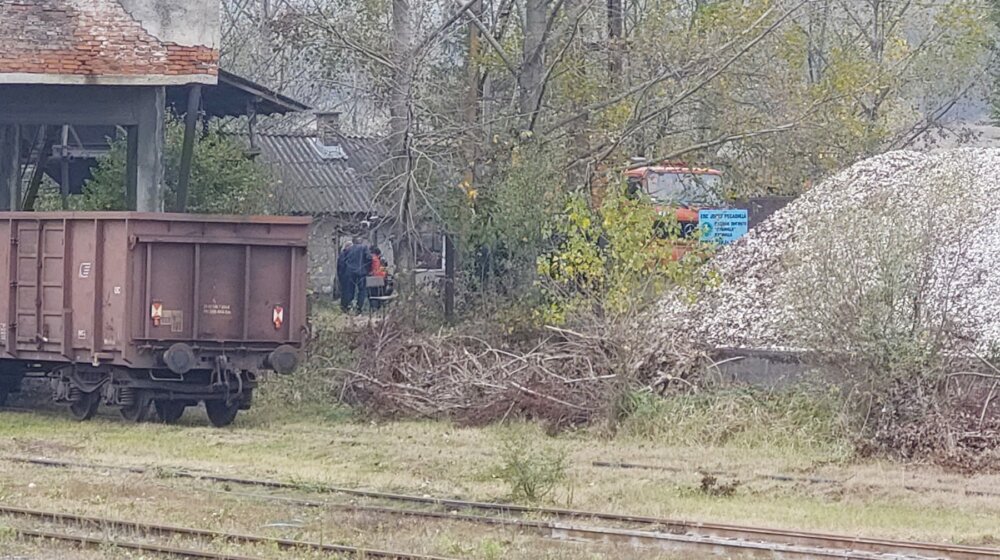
(649, 148), (1000, 353)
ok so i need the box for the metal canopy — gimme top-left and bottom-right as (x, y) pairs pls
(6, 71), (310, 199)
(166, 70), (312, 118)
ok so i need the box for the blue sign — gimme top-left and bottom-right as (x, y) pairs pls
(698, 209), (748, 244)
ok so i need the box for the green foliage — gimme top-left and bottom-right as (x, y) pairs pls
(536, 185), (715, 322)
(68, 117), (272, 214)
(453, 142), (567, 309)
(492, 424), (569, 503)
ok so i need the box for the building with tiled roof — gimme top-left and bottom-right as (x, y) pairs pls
(230, 113), (388, 293)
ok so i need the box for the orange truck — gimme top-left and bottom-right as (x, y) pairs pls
(622, 164), (726, 258)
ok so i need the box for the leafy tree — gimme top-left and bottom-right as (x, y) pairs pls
(46, 117), (274, 214)
(536, 185), (717, 322)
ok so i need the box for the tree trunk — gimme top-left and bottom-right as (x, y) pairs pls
(607, 0), (623, 80)
(389, 0), (416, 274)
(519, 0), (548, 131)
(805, 0), (831, 84)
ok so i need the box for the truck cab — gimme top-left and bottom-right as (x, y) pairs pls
(624, 165), (724, 238)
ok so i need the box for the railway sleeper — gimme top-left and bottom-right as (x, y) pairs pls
(48, 367), (255, 427)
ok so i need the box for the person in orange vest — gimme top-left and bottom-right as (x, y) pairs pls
(368, 246), (389, 310)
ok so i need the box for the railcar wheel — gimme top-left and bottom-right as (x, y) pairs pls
(120, 392), (152, 423)
(204, 400), (239, 428)
(68, 391), (101, 421)
(154, 400), (185, 424)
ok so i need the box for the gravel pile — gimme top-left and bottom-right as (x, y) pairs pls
(647, 148), (1000, 354)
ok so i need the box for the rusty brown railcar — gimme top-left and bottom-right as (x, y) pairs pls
(0, 212), (310, 426)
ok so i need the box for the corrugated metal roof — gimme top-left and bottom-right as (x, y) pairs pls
(231, 131), (386, 215)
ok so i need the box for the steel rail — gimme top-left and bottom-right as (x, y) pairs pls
(0, 504), (454, 560)
(0, 498), (915, 560)
(9, 527), (265, 560)
(591, 460), (1000, 498)
(199, 491), (930, 560)
(8, 455), (1000, 560)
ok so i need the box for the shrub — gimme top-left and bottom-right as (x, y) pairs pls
(255, 306), (357, 421)
(536, 185), (715, 323)
(492, 425), (569, 503)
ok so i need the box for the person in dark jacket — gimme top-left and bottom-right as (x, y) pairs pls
(340, 237), (372, 313)
(337, 240), (354, 312)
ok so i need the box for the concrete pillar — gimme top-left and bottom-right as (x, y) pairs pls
(135, 87), (165, 212)
(0, 125), (20, 211)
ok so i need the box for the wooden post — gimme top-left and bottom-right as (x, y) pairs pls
(176, 84), (202, 212)
(444, 233), (456, 322)
(247, 99), (259, 153)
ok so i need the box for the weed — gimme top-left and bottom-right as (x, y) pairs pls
(698, 473), (740, 497)
(151, 466), (180, 479)
(478, 538), (508, 560)
(0, 525), (15, 543)
(492, 425), (568, 503)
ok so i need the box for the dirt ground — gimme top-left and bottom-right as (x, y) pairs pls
(0, 383), (998, 559)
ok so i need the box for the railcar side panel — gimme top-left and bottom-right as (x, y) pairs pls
(0, 212), (310, 368)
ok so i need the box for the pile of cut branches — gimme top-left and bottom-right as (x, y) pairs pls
(340, 319), (708, 430)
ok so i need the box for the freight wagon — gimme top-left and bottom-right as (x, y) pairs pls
(0, 212), (310, 426)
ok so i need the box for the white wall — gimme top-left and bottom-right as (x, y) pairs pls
(118, 0), (220, 48)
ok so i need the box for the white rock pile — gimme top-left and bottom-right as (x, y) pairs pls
(647, 148), (1000, 354)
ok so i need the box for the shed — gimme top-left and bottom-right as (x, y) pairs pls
(229, 113), (388, 293)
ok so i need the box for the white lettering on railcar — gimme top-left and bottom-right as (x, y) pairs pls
(202, 303), (232, 316)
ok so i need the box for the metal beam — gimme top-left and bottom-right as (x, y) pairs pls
(22, 126), (53, 211)
(0, 86), (144, 125)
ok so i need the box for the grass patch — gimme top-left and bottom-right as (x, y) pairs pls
(0, 408), (998, 546)
(616, 387), (851, 456)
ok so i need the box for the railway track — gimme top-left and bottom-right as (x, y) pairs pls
(12, 527), (266, 560)
(0, 504), (454, 560)
(8, 455), (1000, 560)
(591, 460), (1000, 498)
